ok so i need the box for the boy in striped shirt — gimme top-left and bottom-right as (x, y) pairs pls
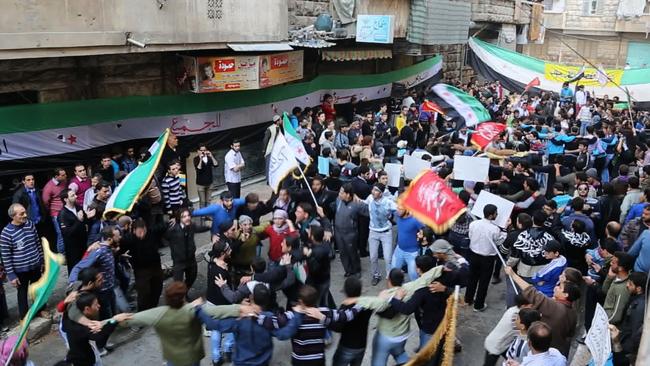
(161, 161), (186, 215)
(257, 285), (360, 366)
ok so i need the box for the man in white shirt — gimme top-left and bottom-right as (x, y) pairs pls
(574, 85), (587, 109)
(464, 204), (505, 312)
(505, 322), (566, 366)
(224, 140), (245, 198)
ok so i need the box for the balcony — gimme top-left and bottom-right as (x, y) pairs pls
(544, 11), (566, 29)
(615, 14), (650, 33)
(0, 0), (288, 59)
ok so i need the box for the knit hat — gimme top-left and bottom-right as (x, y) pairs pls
(372, 183), (386, 193)
(238, 215), (253, 225)
(543, 240), (563, 253)
(272, 115), (281, 122)
(273, 209), (288, 220)
(586, 168), (598, 179)
(430, 239), (454, 254)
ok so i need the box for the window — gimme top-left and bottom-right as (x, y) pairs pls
(544, 0), (566, 12)
(0, 90), (39, 107)
(583, 0), (599, 15)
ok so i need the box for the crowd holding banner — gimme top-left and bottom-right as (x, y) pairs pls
(0, 73), (649, 366)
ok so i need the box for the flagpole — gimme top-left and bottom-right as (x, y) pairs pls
(487, 236), (519, 295)
(295, 161), (320, 209)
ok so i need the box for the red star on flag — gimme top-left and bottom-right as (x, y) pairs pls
(68, 135), (77, 144)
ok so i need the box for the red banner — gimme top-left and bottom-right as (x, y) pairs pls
(470, 122), (506, 150)
(400, 171), (466, 233)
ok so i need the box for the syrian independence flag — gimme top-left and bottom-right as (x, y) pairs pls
(430, 84), (491, 129)
(567, 66), (586, 84)
(471, 122), (507, 150)
(268, 133), (299, 193)
(400, 170), (467, 234)
(104, 129), (169, 218)
(523, 77), (541, 93)
(282, 112), (311, 166)
(6, 239), (64, 363)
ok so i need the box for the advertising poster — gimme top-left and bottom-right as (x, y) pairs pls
(196, 55), (259, 92)
(259, 51), (304, 88)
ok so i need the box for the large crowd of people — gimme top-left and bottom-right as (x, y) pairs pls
(0, 78), (648, 366)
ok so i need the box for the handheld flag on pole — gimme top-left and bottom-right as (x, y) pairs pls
(399, 170), (466, 234)
(104, 129), (170, 218)
(429, 84), (491, 130)
(566, 65), (586, 84)
(523, 77), (540, 94)
(470, 122), (507, 150)
(5, 239), (64, 366)
(282, 112), (311, 167)
(267, 133), (299, 193)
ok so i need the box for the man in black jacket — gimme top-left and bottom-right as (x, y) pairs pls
(303, 225), (334, 308)
(63, 292), (130, 366)
(165, 208), (199, 290)
(58, 189), (88, 274)
(330, 276), (372, 366)
(121, 218), (164, 311)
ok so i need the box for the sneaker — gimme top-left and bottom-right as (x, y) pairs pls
(371, 277), (381, 286)
(97, 348), (108, 357)
(104, 342), (115, 351)
(223, 352), (232, 363)
(473, 304), (488, 312)
(491, 276), (502, 284)
(212, 360), (224, 366)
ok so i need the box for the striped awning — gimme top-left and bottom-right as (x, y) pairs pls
(322, 49), (393, 62)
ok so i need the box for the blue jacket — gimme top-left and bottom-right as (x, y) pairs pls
(624, 202), (648, 224)
(193, 199), (245, 234)
(629, 230), (650, 273)
(196, 307), (302, 366)
(532, 256), (567, 297)
(289, 115), (299, 130)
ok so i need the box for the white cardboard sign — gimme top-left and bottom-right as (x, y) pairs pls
(384, 163), (402, 187)
(585, 304), (611, 366)
(453, 155), (490, 182)
(404, 154), (431, 180)
(471, 191), (514, 229)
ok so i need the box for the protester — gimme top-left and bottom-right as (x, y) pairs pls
(193, 145), (219, 208)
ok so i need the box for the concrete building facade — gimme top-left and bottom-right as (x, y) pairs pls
(524, 0), (650, 68)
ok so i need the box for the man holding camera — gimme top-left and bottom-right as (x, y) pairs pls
(194, 144), (219, 208)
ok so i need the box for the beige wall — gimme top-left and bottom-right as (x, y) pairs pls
(0, 0), (288, 59)
(523, 33), (626, 68)
(562, 0), (619, 32)
(471, 0), (531, 24)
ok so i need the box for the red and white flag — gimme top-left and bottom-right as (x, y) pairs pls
(471, 122), (507, 150)
(523, 77), (541, 94)
(400, 171), (467, 234)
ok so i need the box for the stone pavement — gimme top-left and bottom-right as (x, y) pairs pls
(21, 178), (507, 365)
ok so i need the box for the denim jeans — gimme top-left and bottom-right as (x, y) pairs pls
(211, 329), (235, 361)
(580, 119), (591, 136)
(391, 247), (418, 281)
(332, 345), (366, 366)
(53, 216), (65, 254)
(602, 154), (614, 183)
(370, 332), (409, 366)
(368, 229), (393, 279)
(418, 329), (433, 351)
